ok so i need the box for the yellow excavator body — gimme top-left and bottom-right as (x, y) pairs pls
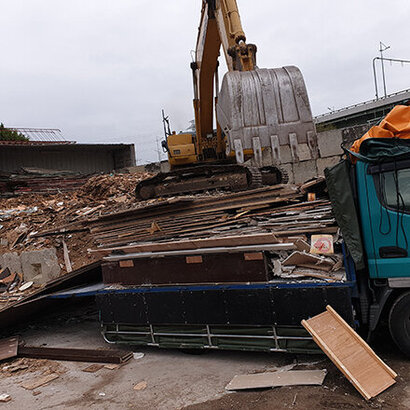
(167, 132), (197, 168)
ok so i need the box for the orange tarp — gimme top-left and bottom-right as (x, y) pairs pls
(350, 105), (410, 154)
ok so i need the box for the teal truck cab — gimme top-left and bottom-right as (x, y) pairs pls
(326, 137), (410, 356)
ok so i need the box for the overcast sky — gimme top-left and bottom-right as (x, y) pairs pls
(0, 0), (409, 163)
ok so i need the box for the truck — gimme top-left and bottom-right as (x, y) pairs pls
(95, 125), (410, 357)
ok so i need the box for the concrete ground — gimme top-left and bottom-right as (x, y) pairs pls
(0, 302), (409, 409)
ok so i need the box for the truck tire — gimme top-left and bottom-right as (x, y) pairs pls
(389, 291), (410, 357)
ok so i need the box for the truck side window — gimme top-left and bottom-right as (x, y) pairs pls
(381, 168), (410, 212)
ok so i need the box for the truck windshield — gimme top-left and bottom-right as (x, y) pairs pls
(381, 168), (410, 212)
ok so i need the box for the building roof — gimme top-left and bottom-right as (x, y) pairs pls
(315, 88), (410, 126)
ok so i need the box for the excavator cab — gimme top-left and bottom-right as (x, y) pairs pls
(166, 132), (197, 168)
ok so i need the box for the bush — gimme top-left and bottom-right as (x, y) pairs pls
(0, 123), (29, 141)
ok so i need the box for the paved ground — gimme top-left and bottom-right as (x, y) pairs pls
(0, 302), (408, 409)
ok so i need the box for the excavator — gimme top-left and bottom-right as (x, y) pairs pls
(136, 0), (317, 200)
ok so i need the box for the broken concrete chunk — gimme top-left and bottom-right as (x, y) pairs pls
(20, 248), (61, 284)
(0, 252), (22, 276)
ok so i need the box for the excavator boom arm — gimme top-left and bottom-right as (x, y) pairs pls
(192, 0), (257, 160)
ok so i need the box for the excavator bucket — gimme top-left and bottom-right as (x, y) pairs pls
(217, 66), (318, 166)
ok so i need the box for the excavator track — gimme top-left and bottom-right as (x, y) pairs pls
(135, 164), (284, 200)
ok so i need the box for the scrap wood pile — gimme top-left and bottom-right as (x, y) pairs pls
(89, 178), (346, 282)
(0, 172), (152, 284)
(0, 168), (91, 196)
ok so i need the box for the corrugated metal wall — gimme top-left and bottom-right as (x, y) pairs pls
(0, 144), (135, 174)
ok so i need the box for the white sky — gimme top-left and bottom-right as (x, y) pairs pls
(0, 0), (409, 164)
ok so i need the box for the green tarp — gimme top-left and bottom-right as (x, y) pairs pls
(325, 160), (365, 270)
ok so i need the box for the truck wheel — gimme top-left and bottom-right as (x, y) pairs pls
(389, 292), (410, 357)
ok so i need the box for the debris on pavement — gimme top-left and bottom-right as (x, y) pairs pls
(0, 393), (11, 402)
(134, 381), (147, 391)
(225, 369), (327, 391)
(21, 373), (60, 390)
(82, 363), (104, 373)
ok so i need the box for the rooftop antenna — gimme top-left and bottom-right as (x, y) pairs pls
(372, 44), (410, 100)
(379, 42), (390, 98)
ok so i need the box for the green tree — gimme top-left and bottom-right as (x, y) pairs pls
(0, 123), (29, 141)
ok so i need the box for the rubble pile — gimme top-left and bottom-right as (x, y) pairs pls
(77, 173), (151, 200)
(0, 172), (152, 305)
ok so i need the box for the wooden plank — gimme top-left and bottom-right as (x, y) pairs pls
(90, 233), (281, 256)
(225, 370), (327, 391)
(244, 252), (264, 261)
(21, 373), (59, 390)
(18, 346), (133, 364)
(82, 364), (104, 373)
(119, 260), (134, 268)
(186, 256), (203, 264)
(302, 305), (397, 400)
(62, 240), (72, 273)
(0, 336), (19, 361)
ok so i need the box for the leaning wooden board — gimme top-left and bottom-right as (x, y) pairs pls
(302, 305), (397, 400)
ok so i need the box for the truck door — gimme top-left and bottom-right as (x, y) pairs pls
(358, 159), (410, 279)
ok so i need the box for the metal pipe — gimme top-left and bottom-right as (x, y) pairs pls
(372, 57), (379, 100)
(379, 42), (389, 97)
(372, 55), (410, 100)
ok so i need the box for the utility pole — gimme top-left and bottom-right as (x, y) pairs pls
(379, 41), (390, 98)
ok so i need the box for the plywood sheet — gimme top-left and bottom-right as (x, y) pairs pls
(225, 370), (327, 391)
(302, 305), (397, 400)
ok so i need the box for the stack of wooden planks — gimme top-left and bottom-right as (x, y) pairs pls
(87, 184), (338, 252)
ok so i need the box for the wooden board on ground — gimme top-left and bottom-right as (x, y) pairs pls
(226, 369), (327, 391)
(82, 364), (104, 373)
(0, 336), (19, 361)
(21, 373), (59, 390)
(302, 305), (397, 400)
